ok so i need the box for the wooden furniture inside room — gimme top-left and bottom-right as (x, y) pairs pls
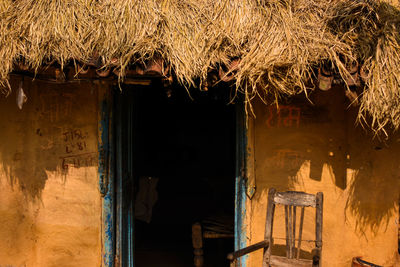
(227, 188), (323, 267)
(192, 215), (234, 267)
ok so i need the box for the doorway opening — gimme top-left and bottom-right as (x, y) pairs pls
(115, 80), (237, 267)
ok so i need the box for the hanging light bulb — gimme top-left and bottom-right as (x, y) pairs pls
(16, 79), (27, 110)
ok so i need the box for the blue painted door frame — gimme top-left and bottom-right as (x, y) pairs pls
(98, 90), (115, 267)
(235, 101), (248, 267)
(99, 89), (248, 267)
(114, 88), (135, 267)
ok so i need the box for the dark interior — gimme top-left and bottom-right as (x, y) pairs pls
(127, 81), (236, 267)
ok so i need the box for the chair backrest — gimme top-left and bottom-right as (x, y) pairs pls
(263, 188), (323, 264)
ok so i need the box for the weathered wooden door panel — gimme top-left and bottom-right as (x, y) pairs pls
(115, 87), (135, 267)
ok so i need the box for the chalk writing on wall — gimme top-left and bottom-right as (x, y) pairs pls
(60, 152), (97, 170)
(63, 128), (88, 154)
(60, 128), (96, 171)
(266, 105), (301, 128)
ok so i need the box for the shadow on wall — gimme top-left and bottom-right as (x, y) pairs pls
(346, 125), (399, 235)
(253, 84), (399, 234)
(0, 77), (98, 200)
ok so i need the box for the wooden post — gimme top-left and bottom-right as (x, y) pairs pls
(192, 222), (204, 267)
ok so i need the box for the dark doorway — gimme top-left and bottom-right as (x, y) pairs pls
(115, 81), (236, 267)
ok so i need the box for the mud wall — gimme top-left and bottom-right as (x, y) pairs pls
(245, 86), (399, 266)
(0, 78), (102, 267)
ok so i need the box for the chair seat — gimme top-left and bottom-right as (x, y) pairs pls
(269, 255), (313, 267)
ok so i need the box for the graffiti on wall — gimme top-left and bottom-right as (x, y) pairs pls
(60, 128), (96, 171)
(266, 105), (301, 128)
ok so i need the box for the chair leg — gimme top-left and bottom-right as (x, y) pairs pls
(192, 222), (204, 267)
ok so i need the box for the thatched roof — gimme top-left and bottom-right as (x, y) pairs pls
(1, 0), (400, 133)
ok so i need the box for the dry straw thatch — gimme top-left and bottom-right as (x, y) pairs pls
(328, 0), (400, 134)
(1, 0), (400, 132)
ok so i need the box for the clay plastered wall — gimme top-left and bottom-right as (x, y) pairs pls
(246, 87), (399, 266)
(0, 79), (101, 267)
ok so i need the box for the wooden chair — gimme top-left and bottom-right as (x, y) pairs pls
(227, 188), (323, 267)
(192, 215), (234, 267)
